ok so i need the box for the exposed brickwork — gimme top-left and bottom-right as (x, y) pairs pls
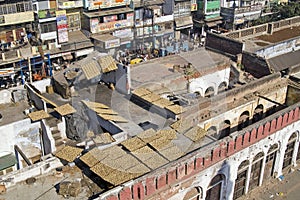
(145, 177), (156, 196)
(227, 140), (235, 156)
(119, 187), (132, 200)
(177, 165), (186, 180)
(282, 113), (289, 127)
(167, 168), (177, 185)
(235, 135), (243, 151)
(243, 132), (251, 147)
(195, 157), (204, 170)
(257, 125), (265, 140)
(186, 160), (195, 176)
(132, 182), (145, 200)
(157, 174), (167, 189)
(107, 195), (119, 200)
(276, 116), (283, 130)
(250, 129), (257, 144)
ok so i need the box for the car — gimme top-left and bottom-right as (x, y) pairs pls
(130, 58), (143, 65)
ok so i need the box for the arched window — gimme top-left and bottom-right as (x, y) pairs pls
(183, 187), (203, 200)
(233, 160), (250, 199)
(206, 174), (225, 200)
(253, 104), (264, 123)
(204, 87), (215, 98)
(238, 111), (250, 131)
(249, 152), (264, 191)
(219, 120), (231, 139)
(218, 82), (227, 93)
(283, 132), (298, 170)
(264, 144), (279, 182)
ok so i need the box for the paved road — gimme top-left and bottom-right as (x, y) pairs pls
(241, 166), (300, 200)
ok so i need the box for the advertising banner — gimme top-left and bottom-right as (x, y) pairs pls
(56, 10), (68, 44)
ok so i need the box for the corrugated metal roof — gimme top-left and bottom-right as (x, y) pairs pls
(267, 49), (300, 72)
(0, 153), (17, 171)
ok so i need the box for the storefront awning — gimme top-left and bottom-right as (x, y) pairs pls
(175, 16), (193, 30)
(206, 20), (223, 28)
(83, 7), (133, 18)
(92, 33), (119, 42)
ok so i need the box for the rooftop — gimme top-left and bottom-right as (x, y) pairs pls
(0, 101), (29, 126)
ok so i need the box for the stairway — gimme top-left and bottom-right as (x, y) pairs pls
(46, 117), (66, 152)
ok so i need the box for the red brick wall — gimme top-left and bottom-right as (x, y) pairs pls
(102, 106), (300, 200)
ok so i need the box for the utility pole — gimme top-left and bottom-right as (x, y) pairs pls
(28, 57), (32, 84)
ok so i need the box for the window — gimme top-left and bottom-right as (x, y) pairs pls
(41, 22), (56, 33)
(16, 3), (25, 12)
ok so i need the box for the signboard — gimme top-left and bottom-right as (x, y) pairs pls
(88, 0), (130, 10)
(58, 0), (83, 9)
(38, 9), (56, 19)
(113, 29), (133, 38)
(91, 18), (133, 33)
(103, 15), (117, 23)
(105, 38), (120, 49)
(56, 10), (68, 44)
(191, 3), (197, 11)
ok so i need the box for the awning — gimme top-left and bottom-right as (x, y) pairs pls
(206, 20), (223, 28)
(83, 7), (133, 18)
(92, 33), (119, 42)
(0, 153), (17, 171)
(175, 16), (193, 30)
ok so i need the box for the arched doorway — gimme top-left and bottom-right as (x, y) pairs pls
(233, 160), (250, 200)
(206, 174), (225, 200)
(183, 187), (203, 200)
(253, 104), (264, 123)
(204, 87), (215, 98)
(283, 132), (298, 170)
(219, 120), (231, 139)
(238, 111), (250, 131)
(264, 144), (279, 182)
(249, 152), (264, 191)
(218, 82), (227, 93)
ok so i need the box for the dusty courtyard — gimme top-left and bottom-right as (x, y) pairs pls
(240, 165), (300, 200)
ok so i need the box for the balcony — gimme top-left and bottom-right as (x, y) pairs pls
(57, 0), (83, 9)
(0, 1), (34, 26)
(221, 4), (263, 23)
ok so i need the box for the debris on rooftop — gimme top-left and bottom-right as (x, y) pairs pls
(91, 132), (115, 145)
(54, 104), (77, 116)
(58, 180), (81, 198)
(55, 146), (83, 163)
(28, 110), (50, 121)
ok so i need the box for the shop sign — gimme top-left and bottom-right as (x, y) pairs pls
(154, 15), (173, 24)
(105, 38), (120, 49)
(98, 19), (133, 32)
(56, 10), (68, 43)
(38, 9), (56, 19)
(58, 0), (83, 9)
(88, 0), (130, 10)
(113, 29), (133, 38)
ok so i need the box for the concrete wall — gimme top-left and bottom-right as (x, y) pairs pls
(0, 90), (11, 104)
(205, 32), (244, 58)
(255, 36), (300, 59)
(189, 67), (230, 96)
(26, 84), (46, 110)
(41, 119), (56, 155)
(199, 86), (287, 131)
(242, 51), (271, 78)
(31, 79), (51, 94)
(0, 119), (41, 167)
(0, 156), (63, 188)
(97, 102), (300, 200)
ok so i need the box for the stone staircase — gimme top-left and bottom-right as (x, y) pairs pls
(46, 117), (66, 152)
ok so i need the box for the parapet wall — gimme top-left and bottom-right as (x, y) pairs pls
(224, 16), (300, 40)
(98, 95), (300, 200)
(205, 33), (244, 59)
